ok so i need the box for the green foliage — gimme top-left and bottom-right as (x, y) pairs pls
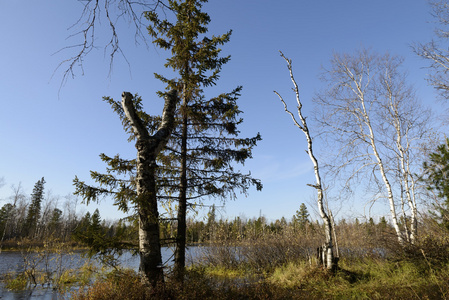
(47, 208), (63, 236)
(72, 3), (262, 274)
(145, 0), (262, 206)
(72, 210), (136, 260)
(4, 272), (28, 290)
(293, 203), (310, 231)
(71, 1), (262, 278)
(23, 177), (45, 238)
(423, 138), (449, 229)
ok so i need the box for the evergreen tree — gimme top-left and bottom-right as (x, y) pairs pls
(90, 209), (102, 234)
(47, 208), (63, 237)
(23, 177), (45, 238)
(73, 0), (261, 283)
(146, 0), (262, 279)
(73, 211), (92, 243)
(294, 203), (310, 231)
(423, 138), (449, 229)
(205, 204), (217, 241)
(378, 216), (388, 231)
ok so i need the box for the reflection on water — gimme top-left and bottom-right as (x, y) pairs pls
(0, 246), (186, 300)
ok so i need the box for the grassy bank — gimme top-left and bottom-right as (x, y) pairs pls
(70, 257), (449, 299)
(72, 222), (449, 299)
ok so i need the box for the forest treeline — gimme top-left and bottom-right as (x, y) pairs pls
(0, 178), (403, 251)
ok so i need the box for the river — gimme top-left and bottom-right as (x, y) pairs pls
(0, 247), (201, 300)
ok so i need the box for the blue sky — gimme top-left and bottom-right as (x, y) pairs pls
(0, 0), (443, 222)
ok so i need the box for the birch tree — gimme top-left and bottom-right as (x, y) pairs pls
(74, 90), (178, 286)
(0, 184), (26, 251)
(274, 52), (337, 270)
(315, 49), (431, 244)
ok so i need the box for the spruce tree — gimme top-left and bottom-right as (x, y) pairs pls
(295, 203), (310, 231)
(146, 0), (262, 279)
(73, 0), (261, 284)
(90, 208), (102, 234)
(423, 138), (449, 229)
(24, 177), (45, 238)
(48, 208), (63, 237)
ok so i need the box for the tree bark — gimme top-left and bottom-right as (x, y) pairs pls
(363, 104), (404, 244)
(121, 90), (177, 287)
(174, 84), (188, 282)
(275, 51), (336, 270)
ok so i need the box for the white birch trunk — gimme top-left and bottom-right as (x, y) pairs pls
(275, 51), (336, 270)
(384, 74), (418, 244)
(353, 75), (404, 244)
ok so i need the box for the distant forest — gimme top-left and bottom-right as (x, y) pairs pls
(0, 176), (396, 252)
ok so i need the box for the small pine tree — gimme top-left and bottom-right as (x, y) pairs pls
(73, 212), (92, 243)
(90, 209), (102, 234)
(48, 208), (63, 237)
(378, 216), (388, 231)
(294, 203), (310, 230)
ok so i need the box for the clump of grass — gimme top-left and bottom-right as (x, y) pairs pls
(4, 272), (28, 290)
(72, 269), (157, 300)
(191, 265), (247, 279)
(268, 261), (328, 288)
(3, 259), (99, 292)
(55, 262), (98, 289)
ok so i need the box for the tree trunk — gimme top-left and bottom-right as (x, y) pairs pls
(121, 90), (177, 287)
(275, 51), (337, 271)
(174, 87), (188, 282)
(136, 151), (164, 286)
(363, 105), (404, 244)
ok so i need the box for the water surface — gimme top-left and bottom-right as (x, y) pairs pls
(0, 247), (193, 300)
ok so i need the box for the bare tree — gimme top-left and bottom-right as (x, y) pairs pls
(0, 183), (27, 250)
(37, 191), (60, 239)
(62, 194), (80, 240)
(414, 0), (449, 99)
(274, 51), (337, 270)
(56, 0), (169, 85)
(315, 49), (431, 244)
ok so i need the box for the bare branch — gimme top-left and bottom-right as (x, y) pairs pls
(54, 0), (169, 90)
(414, 0), (449, 99)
